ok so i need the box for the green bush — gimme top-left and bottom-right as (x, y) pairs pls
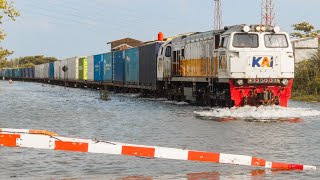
(293, 52), (320, 100)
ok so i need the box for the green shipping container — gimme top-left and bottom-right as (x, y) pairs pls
(79, 57), (88, 80)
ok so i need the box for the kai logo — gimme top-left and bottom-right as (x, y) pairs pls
(252, 56), (274, 68)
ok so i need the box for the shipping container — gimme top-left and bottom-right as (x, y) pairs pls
(35, 64), (44, 78)
(6, 68), (12, 78)
(79, 57), (88, 81)
(13, 68), (22, 78)
(139, 42), (162, 86)
(35, 65), (40, 78)
(29, 67), (35, 78)
(60, 59), (67, 80)
(87, 55), (94, 81)
(43, 63), (50, 79)
(0, 69), (4, 78)
(125, 48), (139, 84)
(103, 53), (113, 82)
(113, 51), (125, 83)
(49, 62), (54, 79)
(21, 68), (26, 78)
(94, 54), (104, 82)
(61, 57), (79, 80)
(54, 61), (61, 80)
(24, 68), (29, 78)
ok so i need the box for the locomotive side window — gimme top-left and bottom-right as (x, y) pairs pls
(181, 47), (185, 59)
(165, 46), (172, 57)
(220, 36), (229, 48)
(214, 34), (220, 49)
(160, 47), (164, 55)
(232, 33), (259, 48)
(264, 34), (288, 48)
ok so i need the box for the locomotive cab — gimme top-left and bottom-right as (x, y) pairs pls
(223, 25), (294, 107)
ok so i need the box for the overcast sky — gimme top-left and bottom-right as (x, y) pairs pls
(2, 0), (319, 59)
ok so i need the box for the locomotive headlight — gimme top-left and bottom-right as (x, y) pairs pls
(273, 26), (281, 33)
(236, 79), (244, 86)
(260, 26), (267, 32)
(255, 26), (261, 32)
(281, 79), (289, 86)
(243, 25), (250, 32)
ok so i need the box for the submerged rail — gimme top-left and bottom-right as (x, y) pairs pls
(0, 128), (316, 171)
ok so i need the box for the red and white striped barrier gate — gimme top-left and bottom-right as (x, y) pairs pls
(0, 128), (316, 171)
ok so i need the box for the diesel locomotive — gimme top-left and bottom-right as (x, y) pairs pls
(1, 24), (294, 107)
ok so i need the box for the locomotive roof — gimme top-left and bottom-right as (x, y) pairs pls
(170, 24), (246, 44)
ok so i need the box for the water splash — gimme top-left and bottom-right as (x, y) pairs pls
(194, 106), (320, 121)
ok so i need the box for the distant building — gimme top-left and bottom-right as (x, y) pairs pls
(108, 38), (143, 51)
(292, 36), (320, 63)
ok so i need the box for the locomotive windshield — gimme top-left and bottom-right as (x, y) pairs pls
(232, 33), (259, 48)
(264, 34), (288, 48)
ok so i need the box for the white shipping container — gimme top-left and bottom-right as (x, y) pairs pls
(43, 63), (49, 79)
(60, 59), (68, 80)
(61, 57), (79, 80)
(54, 60), (61, 80)
(35, 65), (41, 78)
(39, 64), (44, 78)
(87, 55), (94, 81)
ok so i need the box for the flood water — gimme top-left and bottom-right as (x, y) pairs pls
(0, 80), (319, 180)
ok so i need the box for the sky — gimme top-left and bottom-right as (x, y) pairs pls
(1, 0), (320, 60)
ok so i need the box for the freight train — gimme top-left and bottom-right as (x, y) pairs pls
(0, 24), (294, 107)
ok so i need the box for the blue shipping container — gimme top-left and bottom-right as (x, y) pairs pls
(5, 69), (10, 78)
(49, 62), (54, 79)
(94, 54), (104, 82)
(103, 53), (113, 82)
(25, 68), (29, 78)
(29, 68), (35, 78)
(113, 51), (125, 82)
(125, 48), (139, 84)
(21, 68), (26, 78)
(13, 69), (21, 78)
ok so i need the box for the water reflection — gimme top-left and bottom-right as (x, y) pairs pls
(114, 169), (300, 180)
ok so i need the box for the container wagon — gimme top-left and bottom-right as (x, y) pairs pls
(49, 62), (54, 79)
(139, 42), (162, 88)
(125, 47), (139, 84)
(54, 61), (61, 80)
(94, 54), (104, 82)
(87, 55), (94, 81)
(113, 51), (125, 83)
(103, 52), (113, 82)
(78, 57), (88, 81)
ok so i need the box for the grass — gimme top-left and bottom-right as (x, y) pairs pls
(100, 89), (110, 101)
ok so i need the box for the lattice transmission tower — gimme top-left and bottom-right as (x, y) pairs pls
(214, 0), (222, 30)
(261, 0), (276, 26)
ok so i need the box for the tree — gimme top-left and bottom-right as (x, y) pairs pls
(0, 56), (58, 68)
(291, 22), (320, 38)
(0, 0), (20, 61)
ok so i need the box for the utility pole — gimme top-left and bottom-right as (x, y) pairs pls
(261, 0), (276, 26)
(214, 0), (222, 30)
